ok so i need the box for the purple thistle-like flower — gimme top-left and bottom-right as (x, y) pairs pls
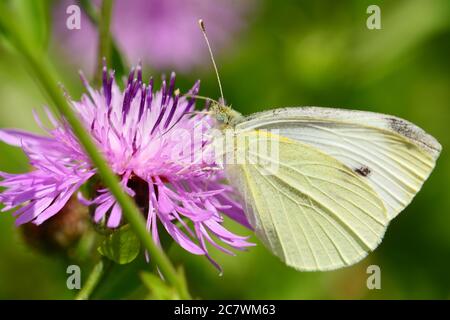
(0, 66), (253, 269)
(54, 0), (250, 72)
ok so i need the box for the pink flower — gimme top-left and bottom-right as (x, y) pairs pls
(53, 0), (249, 72)
(0, 65), (253, 268)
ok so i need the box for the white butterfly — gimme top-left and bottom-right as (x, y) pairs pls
(199, 20), (442, 271)
(211, 104), (441, 271)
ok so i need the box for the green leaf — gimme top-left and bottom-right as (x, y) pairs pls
(98, 225), (141, 264)
(140, 267), (190, 300)
(140, 272), (180, 300)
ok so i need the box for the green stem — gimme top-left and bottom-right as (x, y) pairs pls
(95, 0), (113, 85)
(0, 3), (190, 300)
(75, 258), (112, 300)
(78, 0), (126, 79)
(78, 0), (100, 25)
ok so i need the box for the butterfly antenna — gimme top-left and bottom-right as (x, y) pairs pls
(198, 19), (225, 105)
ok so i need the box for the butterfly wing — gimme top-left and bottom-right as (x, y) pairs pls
(223, 130), (388, 271)
(235, 107), (441, 220)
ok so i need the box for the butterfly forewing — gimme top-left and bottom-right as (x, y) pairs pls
(235, 107), (441, 220)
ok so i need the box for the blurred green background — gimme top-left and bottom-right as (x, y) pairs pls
(1, 0), (449, 299)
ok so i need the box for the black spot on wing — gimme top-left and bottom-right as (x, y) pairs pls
(355, 166), (371, 177)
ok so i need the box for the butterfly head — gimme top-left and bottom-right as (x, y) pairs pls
(210, 101), (243, 126)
